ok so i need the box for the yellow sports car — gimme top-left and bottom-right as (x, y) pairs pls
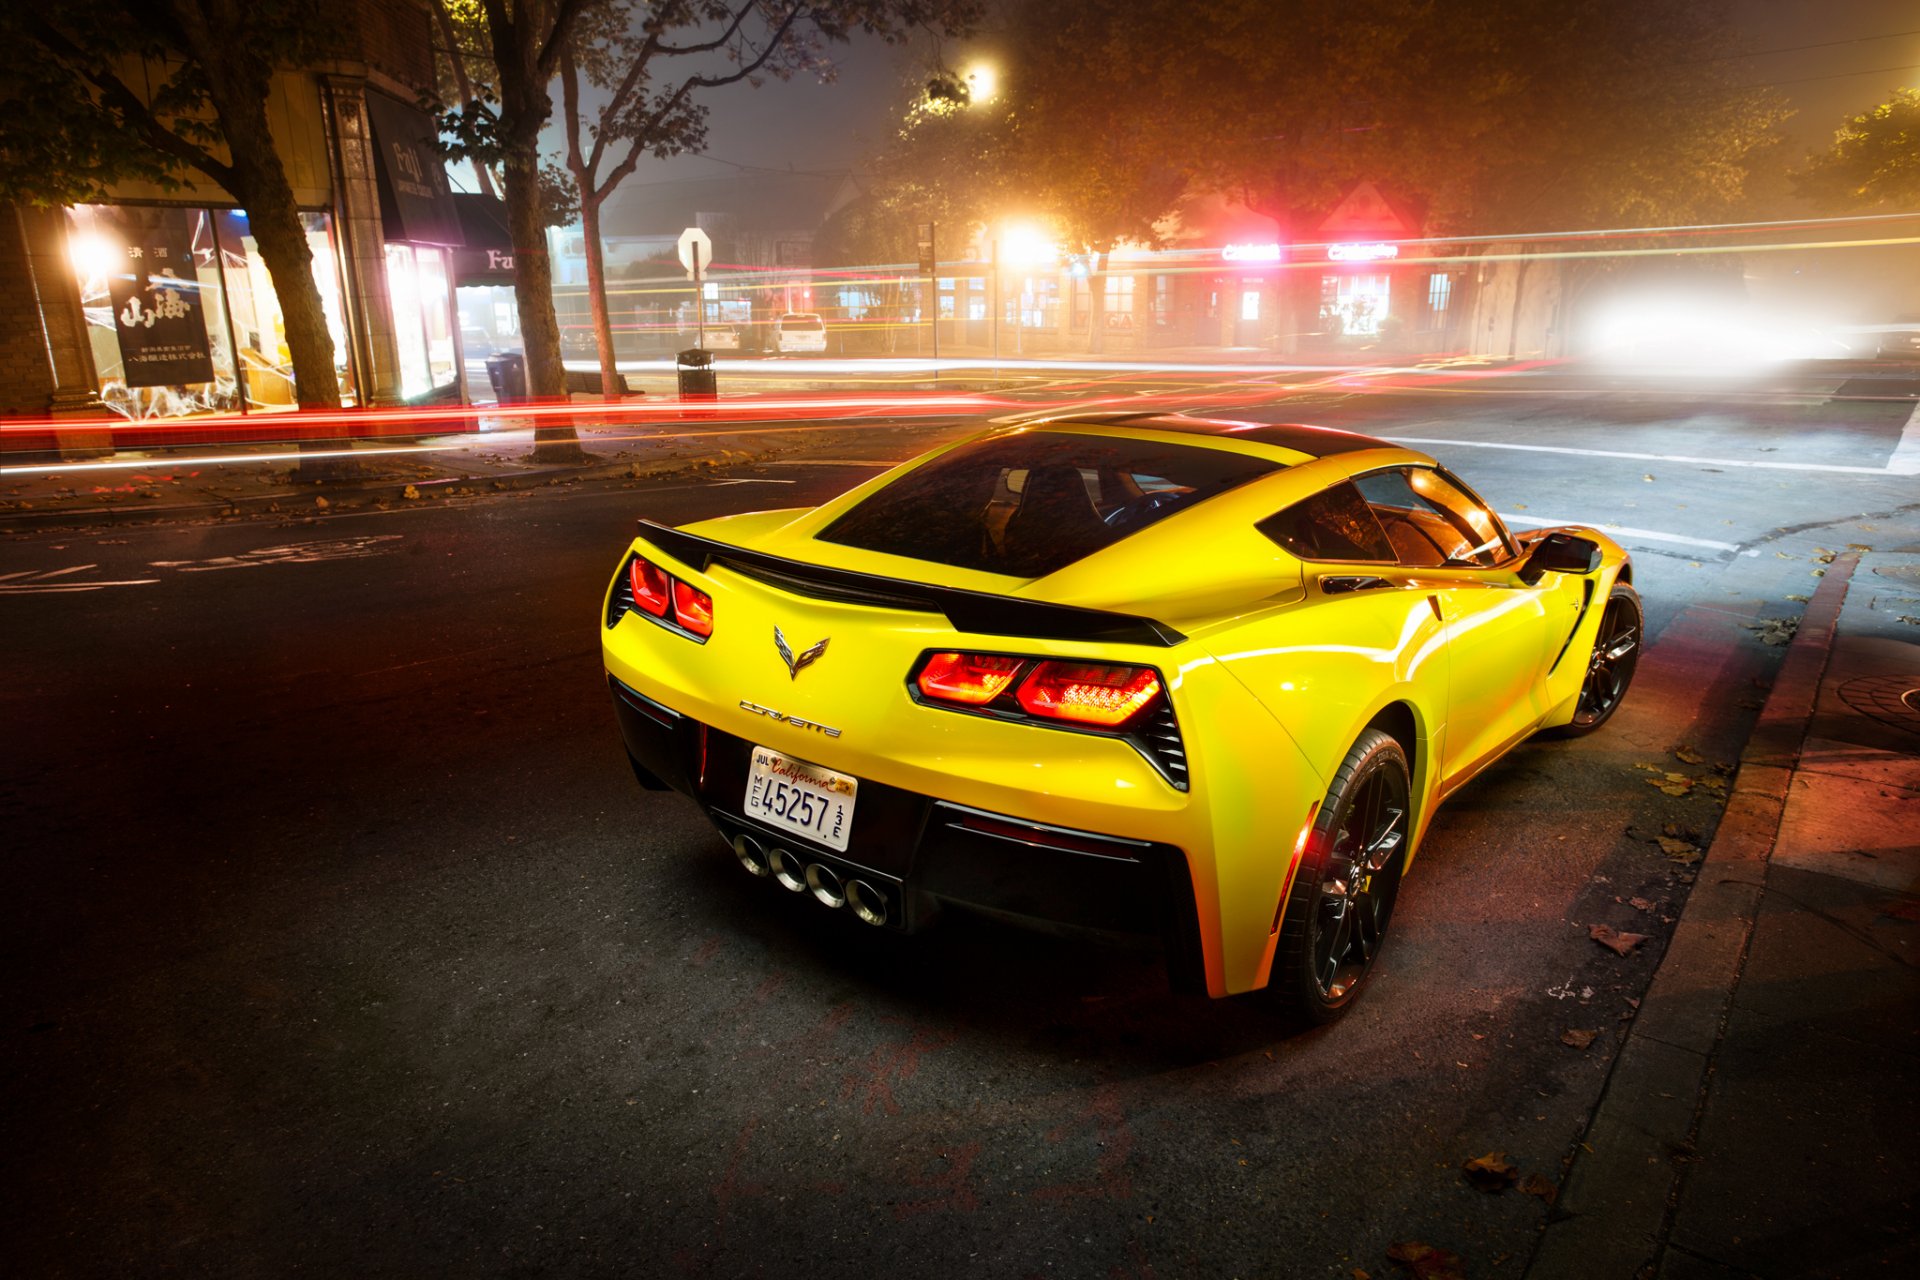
(602, 414), (1638, 1022)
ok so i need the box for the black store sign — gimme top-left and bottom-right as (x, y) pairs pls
(365, 93), (464, 247)
(105, 207), (215, 387)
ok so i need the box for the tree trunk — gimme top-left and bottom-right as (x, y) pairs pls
(580, 194), (621, 399)
(201, 60), (358, 480)
(502, 146), (588, 462)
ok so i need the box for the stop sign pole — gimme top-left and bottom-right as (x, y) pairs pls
(677, 226), (713, 351)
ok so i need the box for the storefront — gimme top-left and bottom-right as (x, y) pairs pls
(64, 203), (354, 421)
(451, 194), (521, 402)
(365, 93), (465, 405)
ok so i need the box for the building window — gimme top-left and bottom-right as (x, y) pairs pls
(66, 203), (353, 420)
(1241, 290), (1261, 322)
(1320, 272), (1391, 336)
(937, 277), (956, 320)
(1150, 274), (1172, 327)
(966, 278), (986, 321)
(1427, 272), (1451, 315)
(386, 243), (457, 400)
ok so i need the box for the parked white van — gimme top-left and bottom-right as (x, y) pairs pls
(774, 312), (827, 354)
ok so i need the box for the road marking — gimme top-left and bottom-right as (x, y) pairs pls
(149, 535), (403, 572)
(1382, 435), (1895, 475)
(0, 566), (160, 594)
(1890, 401), (1920, 475)
(1498, 513), (1741, 553)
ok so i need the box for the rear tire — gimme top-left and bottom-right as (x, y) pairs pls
(1266, 728), (1411, 1026)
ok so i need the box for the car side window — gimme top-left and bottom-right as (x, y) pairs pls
(1354, 467), (1513, 569)
(1257, 481), (1396, 562)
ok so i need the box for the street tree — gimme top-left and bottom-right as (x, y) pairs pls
(1793, 88), (1920, 209)
(2, 2), (354, 472)
(440, 1), (977, 459)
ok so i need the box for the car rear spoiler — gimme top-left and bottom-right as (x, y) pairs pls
(636, 519), (1186, 648)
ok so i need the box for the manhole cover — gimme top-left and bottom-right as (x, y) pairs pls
(1874, 564), (1920, 584)
(1837, 675), (1920, 737)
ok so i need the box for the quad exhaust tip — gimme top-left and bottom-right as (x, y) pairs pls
(846, 879), (888, 927)
(768, 846), (808, 894)
(805, 862), (846, 909)
(732, 833), (889, 926)
(732, 833), (770, 877)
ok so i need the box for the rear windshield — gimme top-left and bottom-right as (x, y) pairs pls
(817, 431), (1281, 577)
(780, 315), (824, 331)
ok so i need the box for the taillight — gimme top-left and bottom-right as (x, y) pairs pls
(1016, 661), (1162, 727)
(672, 579), (714, 636)
(629, 555), (671, 617)
(917, 652), (1025, 705)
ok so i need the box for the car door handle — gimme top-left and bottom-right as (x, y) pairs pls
(1428, 594), (1445, 620)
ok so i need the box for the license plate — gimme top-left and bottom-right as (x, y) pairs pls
(744, 746), (857, 852)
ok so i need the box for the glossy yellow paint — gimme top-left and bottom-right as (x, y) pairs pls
(601, 420), (1629, 998)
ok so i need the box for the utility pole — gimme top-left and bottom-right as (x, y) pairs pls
(990, 236), (1000, 364)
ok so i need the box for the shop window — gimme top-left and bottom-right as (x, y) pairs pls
(67, 203), (352, 420)
(386, 243), (458, 399)
(937, 277), (956, 320)
(1321, 272), (1391, 336)
(966, 278), (986, 322)
(1152, 275), (1172, 327)
(1427, 272), (1452, 315)
(1241, 290), (1261, 322)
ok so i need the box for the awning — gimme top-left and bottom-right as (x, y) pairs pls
(451, 194), (515, 284)
(366, 92), (464, 247)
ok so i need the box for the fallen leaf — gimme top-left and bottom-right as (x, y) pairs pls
(1462, 1151), (1519, 1191)
(1747, 618), (1799, 646)
(1673, 745), (1705, 764)
(1589, 923), (1649, 955)
(1642, 473), (1656, 482)
(1387, 1241), (1467, 1280)
(1561, 1028), (1599, 1049)
(1785, 593), (1809, 602)
(1657, 837), (1702, 862)
(314, 496), (330, 510)
(1647, 776), (1694, 797)
(1813, 548), (1836, 564)
(1628, 896), (1656, 911)
(1518, 1172), (1559, 1204)
(1633, 762), (1664, 773)
(1812, 568), (1826, 578)
(403, 484), (421, 500)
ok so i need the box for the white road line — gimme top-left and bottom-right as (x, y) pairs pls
(1498, 513), (1740, 552)
(1382, 435), (1894, 475)
(1889, 401), (1920, 475)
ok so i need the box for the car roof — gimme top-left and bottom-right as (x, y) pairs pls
(1015, 412), (1394, 462)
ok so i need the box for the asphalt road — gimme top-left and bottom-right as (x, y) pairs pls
(6, 364), (1918, 1278)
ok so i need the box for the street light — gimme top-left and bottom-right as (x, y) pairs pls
(963, 63), (998, 105)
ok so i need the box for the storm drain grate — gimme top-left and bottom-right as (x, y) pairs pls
(1836, 675), (1920, 738)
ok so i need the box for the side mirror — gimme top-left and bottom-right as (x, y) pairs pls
(1517, 532), (1602, 585)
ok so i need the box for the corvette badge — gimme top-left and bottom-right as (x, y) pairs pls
(774, 626), (828, 680)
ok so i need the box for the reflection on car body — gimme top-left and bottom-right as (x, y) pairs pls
(600, 413), (1639, 1024)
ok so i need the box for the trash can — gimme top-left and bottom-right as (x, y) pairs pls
(485, 352), (527, 404)
(676, 347), (717, 401)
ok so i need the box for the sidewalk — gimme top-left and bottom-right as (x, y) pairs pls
(1530, 550), (1920, 1277)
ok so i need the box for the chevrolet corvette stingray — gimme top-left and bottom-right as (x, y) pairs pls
(601, 414), (1638, 1022)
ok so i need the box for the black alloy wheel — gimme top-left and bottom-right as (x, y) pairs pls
(1268, 728), (1411, 1025)
(1565, 581), (1642, 735)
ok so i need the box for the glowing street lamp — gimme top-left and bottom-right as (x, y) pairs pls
(962, 63), (998, 105)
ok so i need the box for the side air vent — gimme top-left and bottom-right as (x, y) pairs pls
(1136, 700), (1189, 790)
(606, 553), (637, 628)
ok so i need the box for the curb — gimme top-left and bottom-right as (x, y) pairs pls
(1526, 552), (1861, 1278)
